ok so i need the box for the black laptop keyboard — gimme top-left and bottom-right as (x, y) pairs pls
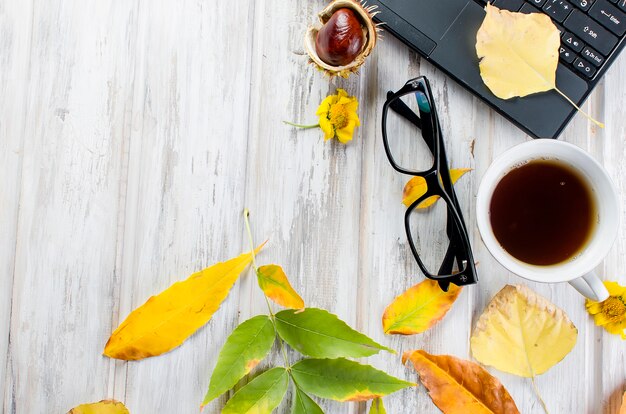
(476, 0), (626, 80)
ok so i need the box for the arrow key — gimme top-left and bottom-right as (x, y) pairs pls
(559, 45), (577, 62)
(562, 32), (585, 51)
(573, 57), (597, 78)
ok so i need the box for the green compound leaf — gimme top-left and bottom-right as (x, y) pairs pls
(203, 315), (276, 404)
(222, 367), (289, 414)
(292, 387), (324, 414)
(369, 397), (387, 414)
(290, 358), (414, 402)
(275, 308), (393, 358)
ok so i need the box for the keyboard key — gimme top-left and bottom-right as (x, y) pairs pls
(519, 3), (543, 13)
(564, 9), (618, 54)
(562, 31), (585, 51)
(543, 0), (574, 22)
(581, 45), (606, 65)
(527, 0), (548, 7)
(617, 0), (626, 12)
(589, 0), (626, 35)
(559, 45), (577, 62)
(494, 0), (525, 11)
(570, 0), (595, 10)
(573, 57), (597, 76)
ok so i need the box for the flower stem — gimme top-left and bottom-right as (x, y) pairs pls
(283, 121), (320, 129)
(243, 209), (291, 369)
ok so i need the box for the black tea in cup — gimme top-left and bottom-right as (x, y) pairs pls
(489, 159), (597, 266)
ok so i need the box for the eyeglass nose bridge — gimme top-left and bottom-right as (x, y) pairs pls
(421, 170), (444, 196)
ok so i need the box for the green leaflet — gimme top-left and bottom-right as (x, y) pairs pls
(292, 387), (324, 414)
(275, 308), (393, 358)
(290, 358), (414, 402)
(203, 315), (276, 404)
(369, 397), (387, 414)
(222, 367), (289, 414)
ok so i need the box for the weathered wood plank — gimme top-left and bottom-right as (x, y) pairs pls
(3, 1), (139, 412)
(114, 1), (256, 413)
(240, 1), (365, 411)
(0, 1), (33, 411)
(597, 52), (626, 414)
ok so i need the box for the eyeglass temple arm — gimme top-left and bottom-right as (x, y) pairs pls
(386, 91), (437, 155)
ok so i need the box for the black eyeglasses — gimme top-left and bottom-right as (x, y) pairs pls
(382, 76), (477, 291)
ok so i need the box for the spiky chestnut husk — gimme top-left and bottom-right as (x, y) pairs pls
(304, 0), (382, 78)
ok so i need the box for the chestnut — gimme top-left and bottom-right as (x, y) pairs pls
(315, 8), (365, 67)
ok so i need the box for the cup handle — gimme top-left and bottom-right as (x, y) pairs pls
(569, 272), (609, 302)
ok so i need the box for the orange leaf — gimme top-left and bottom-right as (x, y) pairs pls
(403, 350), (520, 414)
(402, 168), (471, 208)
(382, 280), (461, 335)
(621, 391), (626, 414)
(257, 264), (305, 309)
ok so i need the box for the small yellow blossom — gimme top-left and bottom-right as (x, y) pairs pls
(315, 89), (360, 143)
(284, 89), (360, 144)
(586, 281), (626, 339)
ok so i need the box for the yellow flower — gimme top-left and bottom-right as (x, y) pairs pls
(586, 281), (626, 339)
(284, 89), (360, 144)
(316, 89), (360, 144)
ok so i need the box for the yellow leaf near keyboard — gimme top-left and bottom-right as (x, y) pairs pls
(104, 245), (263, 360)
(476, 3), (603, 127)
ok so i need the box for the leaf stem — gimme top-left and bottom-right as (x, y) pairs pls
(283, 121), (320, 129)
(554, 87), (604, 128)
(243, 208), (259, 271)
(243, 208), (292, 369)
(531, 376), (550, 414)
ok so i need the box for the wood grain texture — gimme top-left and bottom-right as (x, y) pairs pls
(0, 1), (32, 410)
(1, 0), (624, 413)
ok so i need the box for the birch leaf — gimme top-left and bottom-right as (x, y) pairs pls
(402, 168), (471, 208)
(203, 315), (275, 405)
(104, 245), (263, 360)
(291, 358), (415, 402)
(403, 350), (520, 414)
(222, 367), (289, 414)
(470, 285), (577, 377)
(67, 400), (129, 414)
(257, 264), (305, 309)
(292, 387), (324, 414)
(476, 3), (603, 127)
(382, 279), (462, 335)
(369, 398), (387, 414)
(275, 308), (393, 358)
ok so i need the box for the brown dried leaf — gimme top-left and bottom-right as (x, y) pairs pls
(403, 350), (520, 414)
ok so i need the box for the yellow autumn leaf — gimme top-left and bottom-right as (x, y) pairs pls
(382, 279), (461, 335)
(471, 284), (578, 377)
(104, 245), (263, 360)
(476, 3), (603, 127)
(257, 264), (305, 309)
(402, 168), (471, 208)
(403, 350), (520, 414)
(67, 400), (129, 414)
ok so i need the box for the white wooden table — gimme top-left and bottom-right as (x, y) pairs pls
(1, 1), (625, 413)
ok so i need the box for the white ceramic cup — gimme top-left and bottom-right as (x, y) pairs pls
(476, 140), (619, 301)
